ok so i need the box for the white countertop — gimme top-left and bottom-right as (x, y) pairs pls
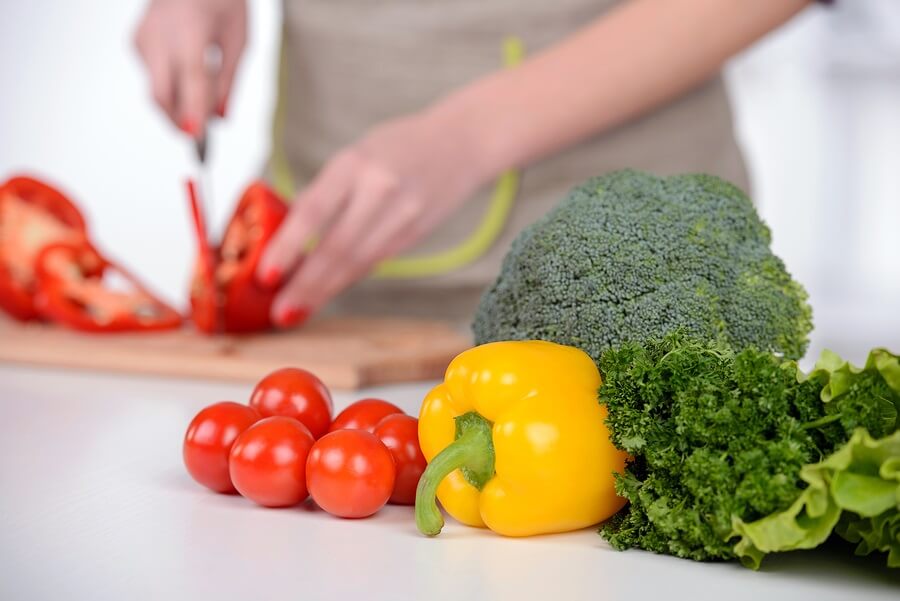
(1, 364), (897, 601)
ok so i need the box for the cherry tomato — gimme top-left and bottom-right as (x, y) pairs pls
(229, 417), (316, 507)
(249, 368), (333, 439)
(183, 401), (261, 493)
(328, 398), (403, 433)
(306, 430), (396, 518)
(373, 414), (427, 505)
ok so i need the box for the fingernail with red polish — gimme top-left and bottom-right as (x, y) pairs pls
(216, 97), (228, 118)
(276, 305), (310, 328)
(179, 118), (198, 137)
(259, 265), (281, 288)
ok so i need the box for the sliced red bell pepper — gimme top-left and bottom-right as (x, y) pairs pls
(0, 176), (88, 321)
(186, 180), (219, 333)
(188, 181), (288, 334)
(34, 242), (182, 333)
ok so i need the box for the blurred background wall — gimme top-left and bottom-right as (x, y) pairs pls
(1, 1), (897, 367)
(726, 0), (900, 365)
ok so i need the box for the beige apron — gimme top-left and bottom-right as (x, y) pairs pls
(268, 0), (749, 322)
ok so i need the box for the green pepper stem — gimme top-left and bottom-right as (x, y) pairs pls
(415, 412), (494, 537)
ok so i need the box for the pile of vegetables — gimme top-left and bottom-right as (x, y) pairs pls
(183, 367), (428, 517)
(462, 170), (898, 569)
(600, 334), (899, 568)
(0, 172), (294, 334)
(0, 175), (181, 331)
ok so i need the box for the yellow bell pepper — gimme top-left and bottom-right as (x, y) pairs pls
(415, 340), (629, 537)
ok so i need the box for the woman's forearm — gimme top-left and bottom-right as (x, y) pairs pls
(433, 0), (810, 179)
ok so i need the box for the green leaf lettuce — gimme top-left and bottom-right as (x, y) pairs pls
(732, 428), (900, 569)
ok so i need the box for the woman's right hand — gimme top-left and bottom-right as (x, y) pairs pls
(134, 0), (247, 137)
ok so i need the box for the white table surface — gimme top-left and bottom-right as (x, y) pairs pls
(1, 364), (897, 601)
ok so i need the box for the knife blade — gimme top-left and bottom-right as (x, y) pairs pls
(195, 133), (208, 164)
(193, 129), (213, 239)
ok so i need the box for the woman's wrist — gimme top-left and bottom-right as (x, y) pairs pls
(422, 0), (813, 193)
(423, 64), (567, 184)
(421, 73), (521, 187)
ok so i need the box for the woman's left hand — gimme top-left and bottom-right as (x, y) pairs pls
(256, 107), (494, 327)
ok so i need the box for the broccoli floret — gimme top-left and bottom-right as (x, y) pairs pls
(473, 170), (813, 361)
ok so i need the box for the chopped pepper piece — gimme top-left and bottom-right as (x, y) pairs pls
(0, 176), (88, 321)
(34, 242), (182, 333)
(187, 180), (219, 333)
(188, 181), (288, 334)
(415, 341), (629, 537)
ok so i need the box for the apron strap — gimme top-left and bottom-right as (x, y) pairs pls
(375, 37), (523, 279)
(268, 35), (525, 280)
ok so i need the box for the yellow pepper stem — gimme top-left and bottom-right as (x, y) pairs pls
(415, 412), (495, 536)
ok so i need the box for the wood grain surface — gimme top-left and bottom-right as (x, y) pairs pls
(0, 316), (471, 389)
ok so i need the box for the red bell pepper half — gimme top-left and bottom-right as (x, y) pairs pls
(0, 176), (88, 321)
(34, 242), (182, 333)
(188, 181), (288, 334)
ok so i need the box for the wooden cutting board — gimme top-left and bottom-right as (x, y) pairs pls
(0, 316), (471, 390)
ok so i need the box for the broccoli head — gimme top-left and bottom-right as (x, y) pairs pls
(473, 170), (813, 361)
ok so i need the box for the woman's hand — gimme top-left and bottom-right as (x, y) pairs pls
(257, 108), (495, 326)
(134, 0), (246, 135)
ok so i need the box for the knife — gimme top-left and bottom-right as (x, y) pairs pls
(193, 128), (214, 238)
(195, 133), (208, 164)
(191, 42), (221, 238)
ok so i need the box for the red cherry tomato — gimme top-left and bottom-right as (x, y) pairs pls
(229, 417), (316, 507)
(306, 430), (396, 518)
(249, 368), (333, 439)
(329, 398), (403, 434)
(183, 402), (260, 493)
(373, 414), (427, 505)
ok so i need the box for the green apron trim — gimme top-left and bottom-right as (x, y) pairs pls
(269, 36), (524, 279)
(376, 37), (523, 279)
(270, 22), (297, 200)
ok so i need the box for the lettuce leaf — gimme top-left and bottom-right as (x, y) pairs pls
(600, 341), (900, 567)
(813, 348), (900, 405)
(799, 348), (900, 447)
(731, 428), (900, 569)
(732, 348), (900, 569)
